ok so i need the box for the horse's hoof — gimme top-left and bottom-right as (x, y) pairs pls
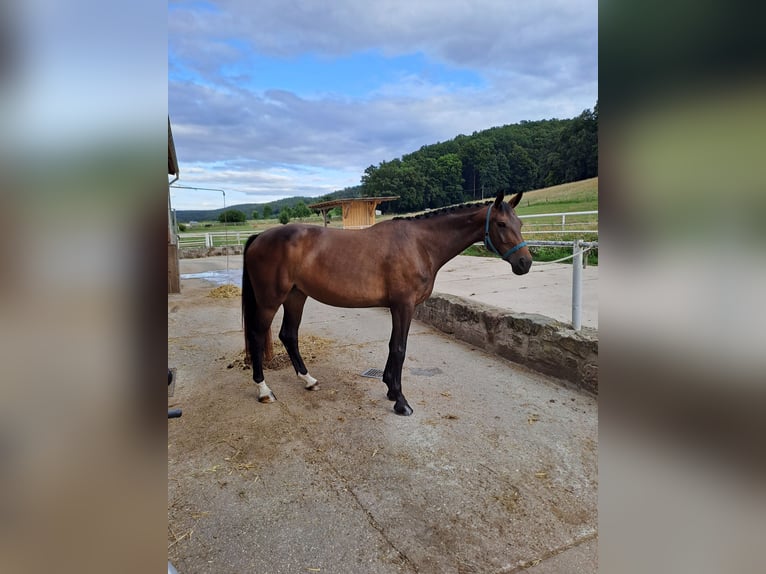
(258, 392), (276, 403)
(306, 384), (320, 391)
(394, 403), (413, 416)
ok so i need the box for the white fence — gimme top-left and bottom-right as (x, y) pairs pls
(529, 240), (598, 331)
(518, 210), (598, 235)
(177, 210), (599, 247)
(177, 230), (252, 248)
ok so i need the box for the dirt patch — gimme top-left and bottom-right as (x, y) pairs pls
(168, 287), (348, 565)
(168, 276), (598, 573)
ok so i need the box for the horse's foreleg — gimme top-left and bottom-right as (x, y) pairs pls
(248, 306), (279, 403)
(279, 288), (319, 391)
(383, 304), (414, 416)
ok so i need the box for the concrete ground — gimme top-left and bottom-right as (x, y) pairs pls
(435, 256), (597, 329)
(169, 255), (597, 573)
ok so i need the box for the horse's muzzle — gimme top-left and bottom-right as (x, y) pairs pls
(511, 256), (532, 275)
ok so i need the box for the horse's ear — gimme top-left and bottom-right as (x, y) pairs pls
(508, 192), (523, 208)
(493, 190), (505, 208)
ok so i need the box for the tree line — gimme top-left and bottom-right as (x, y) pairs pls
(176, 104), (597, 222)
(176, 195), (320, 224)
(215, 201), (315, 225)
(360, 103), (597, 212)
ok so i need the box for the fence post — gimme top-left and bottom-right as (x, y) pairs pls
(205, 233), (212, 248)
(562, 213), (567, 231)
(572, 239), (582, 331)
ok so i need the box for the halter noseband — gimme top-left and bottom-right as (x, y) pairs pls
(484, 205), (527, 261)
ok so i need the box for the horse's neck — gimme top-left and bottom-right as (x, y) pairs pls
(416, 208), (486, 270)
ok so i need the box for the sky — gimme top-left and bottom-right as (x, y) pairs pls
(168, 0), (598, 211)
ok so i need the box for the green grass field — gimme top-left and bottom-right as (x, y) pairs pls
(515, 177), (598, 210)
(467, 177), (599, 264)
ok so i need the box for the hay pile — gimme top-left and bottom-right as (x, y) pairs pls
(208, 284), (242, 299)
(226, 334), (334, 371)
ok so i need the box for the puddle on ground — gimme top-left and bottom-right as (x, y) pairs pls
(410, 367), (444, 377)
(180, 270), (242, 286)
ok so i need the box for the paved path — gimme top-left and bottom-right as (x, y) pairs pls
(169, 255), (598, 573)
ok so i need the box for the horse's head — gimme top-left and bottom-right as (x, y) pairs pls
(485, 191), (532, 275)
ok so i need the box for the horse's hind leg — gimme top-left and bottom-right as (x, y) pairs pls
(248, 304), (280, 403)
(279, 288), (319, 391)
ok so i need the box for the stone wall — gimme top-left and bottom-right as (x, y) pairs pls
(414, 292), (598, 394)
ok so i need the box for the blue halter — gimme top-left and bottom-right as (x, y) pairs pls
(484, 205), (527, 261)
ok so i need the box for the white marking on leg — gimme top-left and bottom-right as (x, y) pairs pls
(299, 372), (319, 390)
(256, 380), (276, 403)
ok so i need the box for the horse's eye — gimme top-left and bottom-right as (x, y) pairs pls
(497, 221), (506, 228)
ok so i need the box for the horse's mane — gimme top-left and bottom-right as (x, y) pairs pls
(393, 200), (493, 221)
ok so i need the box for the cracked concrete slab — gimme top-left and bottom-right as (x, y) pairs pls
(169, 256), (597, 573)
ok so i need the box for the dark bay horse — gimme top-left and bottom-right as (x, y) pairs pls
(242, 190), (531, 415)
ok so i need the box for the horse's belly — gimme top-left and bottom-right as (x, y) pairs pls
(296, 277), (387, 308)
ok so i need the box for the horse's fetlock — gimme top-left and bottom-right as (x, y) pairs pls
(298, 372), (318, 389)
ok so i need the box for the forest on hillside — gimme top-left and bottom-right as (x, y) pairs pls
(176, 103), (597, 221)
(359, 103), (598, 213)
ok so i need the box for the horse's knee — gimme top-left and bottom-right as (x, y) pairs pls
(388, 344), (406, 359)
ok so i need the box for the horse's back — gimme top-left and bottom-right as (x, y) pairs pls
(244, 222), (419, 307)
(248, 223), (397, 264)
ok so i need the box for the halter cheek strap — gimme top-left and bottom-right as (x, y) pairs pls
(484, 205), (527, 261)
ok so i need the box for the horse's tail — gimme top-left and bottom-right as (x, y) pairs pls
(242, 233), (273, 365)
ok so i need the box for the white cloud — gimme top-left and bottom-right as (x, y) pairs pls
(169, 0), (597, 207)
